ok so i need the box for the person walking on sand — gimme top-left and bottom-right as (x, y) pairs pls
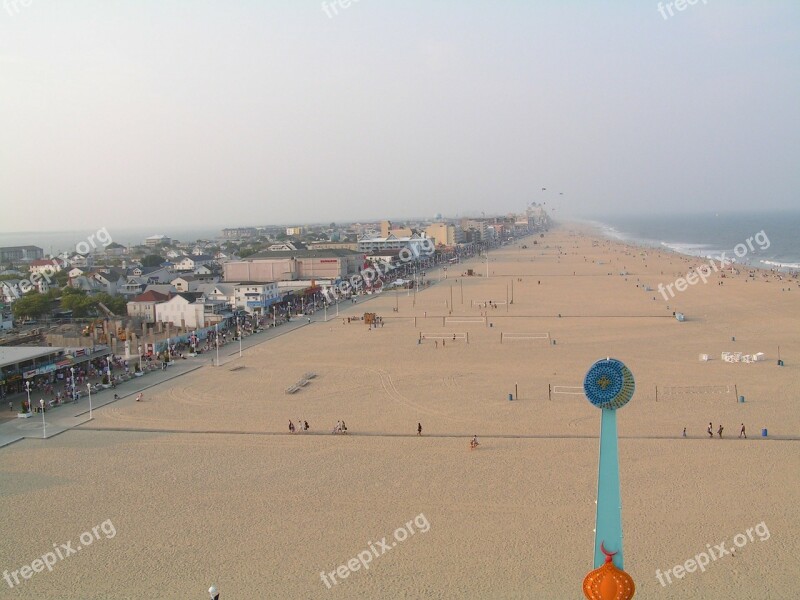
(682, 427), (687, 438)
(717, 424), (724, 438)
(707, 422), (713, 438)
(136, 393), (143, 402)
(739, 423), (746, 438)
(289, 420), (295, 434)
(417, 422), (422, 436)
(304, 420), (309, 431)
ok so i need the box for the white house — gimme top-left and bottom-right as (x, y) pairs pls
(154, 292), (228, 329)
(174, 254), (214, 273)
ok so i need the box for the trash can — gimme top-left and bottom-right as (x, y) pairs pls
(761, 428), (768, 437)
(739, 396), (745, 403)
(508, 393), (513, 401)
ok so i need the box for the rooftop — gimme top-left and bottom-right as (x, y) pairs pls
(0, 346), (65, 368)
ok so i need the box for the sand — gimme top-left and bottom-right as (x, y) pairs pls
(1, 224), (798, 599)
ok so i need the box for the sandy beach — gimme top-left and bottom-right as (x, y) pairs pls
(1, 224), (798, 599)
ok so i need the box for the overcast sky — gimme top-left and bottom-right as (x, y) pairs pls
(1, 1), (798, 231)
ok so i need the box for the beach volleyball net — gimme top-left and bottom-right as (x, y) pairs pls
(501, 332), (550, 343)
(549, 385), (584, 400)
(443, 316), (486, 326)
(419, 332), (469, 343)
(656, 384), (736, 402)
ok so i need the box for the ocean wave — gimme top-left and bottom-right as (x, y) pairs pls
(659, 241), (714, 257)
(761, 260), (800, 270)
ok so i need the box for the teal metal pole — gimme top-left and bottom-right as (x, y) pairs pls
(594, 408), (623, 569)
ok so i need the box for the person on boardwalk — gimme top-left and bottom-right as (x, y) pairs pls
(739, 423), (746, 438)
(707, 422), (713, 438)
(717, 424), (724, 438)
(417, 422), (422, 436)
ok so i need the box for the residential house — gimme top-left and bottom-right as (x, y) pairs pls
(154, 292), (229, 329)
(127, 290), (171, 323)
(174, 254), (214, 273)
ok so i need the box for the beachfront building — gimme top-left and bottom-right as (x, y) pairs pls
(357, 233), (430, 255)
(126, 290), (172, 323)
(223, 250), (362, 283)
(424, 223), (459, 246)
(285, 226), (304, 236)
(154, 292), (229, 329)
(0, 345), (112, 398)
(0, 246), (44, 264)
(233, 282), (280, 315)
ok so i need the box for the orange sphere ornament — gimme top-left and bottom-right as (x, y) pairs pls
(582, 543), (635, 600)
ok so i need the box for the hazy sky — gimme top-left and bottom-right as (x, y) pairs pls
(1, 1), (798, 231)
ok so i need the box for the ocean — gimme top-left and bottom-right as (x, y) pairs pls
(584, 211), (800, 272)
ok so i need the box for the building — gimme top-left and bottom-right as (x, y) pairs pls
(144, 235), (171, 247)
(29, 259), (63, 276)
(285, 226), (304, 236)
(223, 250), (362, 283)
(222, 227), (257, 239)
(357, 233), (430, 255)
(308, 241), (359, 252)
(126, 290), (171, 323)
(171, 274), (218, 292)
(154, 293), (228, 329)
(0, 246), (43, 264)
(174, 254), (214, 273)
(233, 282), (280, 315)
(424, 223), (458, 246)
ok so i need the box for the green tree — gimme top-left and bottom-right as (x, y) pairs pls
(61, 294), (96, 318)
(141, 255), (164, 267)
(12, 293), (50, 320)
(94, 292), (126, 315)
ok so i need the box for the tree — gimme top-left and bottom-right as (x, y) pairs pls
(12, 292), (50, 320)
(141, 255), (163, 267)
(94, 292), (126, 315)
(61, 294), (96, 318)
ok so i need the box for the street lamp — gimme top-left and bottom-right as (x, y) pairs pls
(39, 399), (45, 438)
(106, 355), (112, 385)
(24, 381), (32, 414)
(70, 367), (76, 402)
(215, 323), (220, 367)
(86, 383), (93, 420)
(138, 345), (143, 371)
(238, 317), (242, 358)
